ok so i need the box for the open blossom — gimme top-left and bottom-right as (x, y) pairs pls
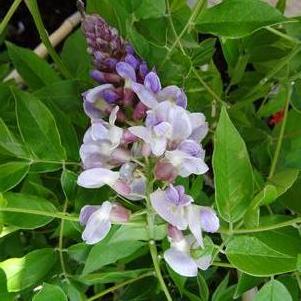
(80, 201), (130, 244)
(80, 106), (130, 169)
(164, 225), (212, 277)
(150, 185), (219, 246)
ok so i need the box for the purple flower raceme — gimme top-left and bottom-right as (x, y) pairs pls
(77, 11), (219, 278)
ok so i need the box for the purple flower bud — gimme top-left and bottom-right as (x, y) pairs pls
(133, 101), (147, 121)
(104, 58), (118, 69)
(110, 203), (130, 223)
(90, 70), (121, 84)
(116, 62), (136, 82)
(125, 43), (135, 54)
(102, 88), (120, 104)
(154, 160), (178, 182)
(144, 71), (161, 93)
(178, 140), (203, 158)
(124, 54), (139, 69)
(123, 88), (135, 106)
(139, 61), (148, 80)
(122, 130), (138, 144)
(168, 224), (184, 242)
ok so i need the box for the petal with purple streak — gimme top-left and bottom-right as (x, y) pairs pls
(200, 207), (220, 233)
(116, 62), (136, 81)
(79, 205), (101, 225)
(82, 201), (112, 244)
(131, 82), (158, 108)
(144, 71), (161, 93)
(150, 189), (188, 230)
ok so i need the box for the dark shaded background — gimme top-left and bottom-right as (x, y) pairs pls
(1, 0), (79, 48)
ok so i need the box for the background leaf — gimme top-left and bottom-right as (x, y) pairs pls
(253, 279), (292, 301)
(226, 228), (301, 276)
(33, 283), (67, 301)
(6, 42), (60, 90)
(196, 0), (286, 38)
(0, 249), (56, 292)
(213, 107), (254, 222)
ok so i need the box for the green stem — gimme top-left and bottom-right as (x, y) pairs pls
(220, 217), (301, 234)
(268, 85), (291, 179)
(87, 271), (155, 301)
(0, 207), (79, 222)
(211, 261), (234, 268)
(266, 26), (300, 45)
(160, 0), (206, 69)
(146, 181), (172, 301)
(0, 0), (22, 36)
(165, 0), (224, 105)
(58, 199), (69, 282)
(24, 0), (72, 79)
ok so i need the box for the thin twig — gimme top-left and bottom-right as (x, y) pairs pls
(0, 0), (22, 36)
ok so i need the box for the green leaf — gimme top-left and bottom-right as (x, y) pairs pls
(78, 269), (152, 285)
(83, 239), (145, 274)
(226, 228), (301, 276)
(61, 169), (78, 201)
(253, 280), (292, 301)
(213, 107), (254, 222)
(12, 88), (66, 161)
(111, 224), (167, 242)
(0, 162), (29, 192)
(234, 273), (263, 298)
(33, 283), (67, 301)
(6, 42), (60, 90)
(0, 248), (56, 292)
(61, 30), (91, 81)
(0, 192), (56, 229)
(0, 269), (14, 301)
(0, 118), (28, 158)
(196, 0), (286, 38)
(250, 169), (299, 208)
(134, 0), (166, 20)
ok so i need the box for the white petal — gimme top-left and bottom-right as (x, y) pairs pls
(180, 156), (209, 177)
(91, 122), (109, 141)
(200, 207), (220, 233)
(195, 255), (212, 271)
(109, 126), (123, 149)
(82, 201), (113, 244)
(77, 168), (119, 189)
(164, 247), (198, 277)
(150, 189), (188, 230)
(131, 82), (158, 108)
(129, 126), (151, 143)
(187, 205), (204, 247)
(109, 106), (119, 125)
(151, 137), (167, 156)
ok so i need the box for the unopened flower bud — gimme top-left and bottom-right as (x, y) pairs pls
(154, 161), (178, 182)
(167, 224), (184, 242)
(133, 101), (147, 121)
(110, 203), (131, 223)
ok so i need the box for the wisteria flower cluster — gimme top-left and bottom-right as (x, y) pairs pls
(77, 12), (219, 278)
